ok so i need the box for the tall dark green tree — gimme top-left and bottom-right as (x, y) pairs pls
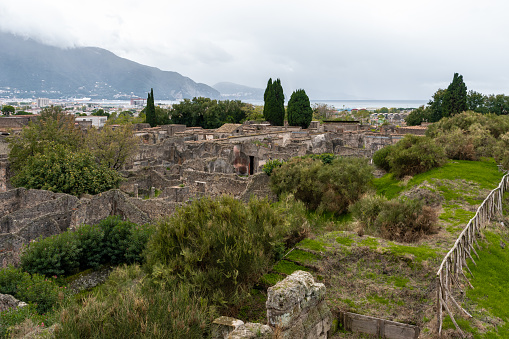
(442, 73), (468, 118)
(145, 88), (156, 127)
(287, 89), (313, 128)
(263, 78), (285, 126)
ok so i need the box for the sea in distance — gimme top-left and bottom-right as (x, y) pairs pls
(84, 99), (427, 111)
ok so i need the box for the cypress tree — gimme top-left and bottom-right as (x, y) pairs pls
(263, 78), (273, 123)
(145, 88), (156, 127)
(273, 79), (285, 126)
(442, 73), (467, 118)
(263, 78), (285, 126)
(287, 89), (313, 128)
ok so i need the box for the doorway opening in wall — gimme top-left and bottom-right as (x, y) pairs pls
(249, 156), (255, 175)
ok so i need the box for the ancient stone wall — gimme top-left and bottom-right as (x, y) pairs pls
(212, 271), (332, 339)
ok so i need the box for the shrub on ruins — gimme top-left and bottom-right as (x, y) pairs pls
(385, 135), (446, 178)
(145, 195), (308, 305)
(20, 216), (153, 277)
(8, 106), (139, 195)
(270, 156), (373, 215)
(350, 194), (438, 242)
(262, 159), (285, 176)
(10, 144), (123, 196)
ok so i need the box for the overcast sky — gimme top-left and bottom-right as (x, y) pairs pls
(1, 0), (508, 100)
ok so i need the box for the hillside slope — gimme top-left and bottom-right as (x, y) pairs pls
(0, 32), (220, 100)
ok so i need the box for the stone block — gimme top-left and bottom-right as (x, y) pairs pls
(211, 316), (244, 339)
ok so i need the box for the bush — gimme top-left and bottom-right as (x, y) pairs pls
(0, 266), (64, 314)
(10, 144), (123, 196)
(387, 135), (446, 178)
(0, 304), (38, 339)
(494, 132), (509, 170)
(145, 195), (307, 305)
(270, 156), (373, 215)
(20, 231), (81, 277)
(434, 128), (477, 160)
(373, 145), (393, 171)
(349, 194), (388, 234)
(262, 159), (284, 176)
(377, 198), (438, 242)
(351, 195), (439, 242)
(20, 216), (154, 277)
(54, 265), (215, 339)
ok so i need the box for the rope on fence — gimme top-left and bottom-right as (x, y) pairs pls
(436, 173), (509, 338)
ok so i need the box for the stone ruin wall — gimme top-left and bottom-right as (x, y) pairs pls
(212, 270), (332, 339)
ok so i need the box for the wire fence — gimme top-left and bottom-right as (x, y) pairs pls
(436, 173), (509, 337)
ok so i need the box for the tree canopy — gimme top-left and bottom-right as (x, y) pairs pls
(263, 78), (285, 126)
(1, 105), (15, 116)
(287, 89), (313, 128)
(169, 97), (249, 129)
(8, 106), (138, 196)
(405, 73), (509, 126)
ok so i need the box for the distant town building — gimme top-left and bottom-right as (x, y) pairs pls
(37, 98), (50, 107)
(75, 116), (107, 128)
(130, 98), (146, 106)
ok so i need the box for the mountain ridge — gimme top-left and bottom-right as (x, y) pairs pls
(0, 32), (220, 100)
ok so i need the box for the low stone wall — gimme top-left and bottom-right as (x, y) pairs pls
(212, 271), (331, 339)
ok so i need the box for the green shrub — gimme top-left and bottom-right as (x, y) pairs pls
(302, 153), (337, 164)
(20, 231), (81, 277)
(20, 216), (153, 277)
(15, 274), (63, 314)
(10, 144), (123, 196)
(0, 304), (38, 339)
(145, 195), (307, 305)
(372, 145), (393, 171)
(262, 159), (284, 176)
(387, 135), (446, 178)
(75, 223), (104, 270)
(270, 156), (373, 215)
(0, 266), (64, 314)
(98, 217), (134, 265)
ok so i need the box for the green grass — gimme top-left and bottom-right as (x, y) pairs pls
(387, 244), (440, 263)
(297, 238), (326, 252)
(272, 260), (310, 275)
(358, 237), (379, 249)
(336, 235), (354, 246)
(373, 159), (504, 200)
(372, 173), (405, 199)
(259, 273), (284, 286)
(407, 159), (503, 190)
(285, 249), (320, 263)
(464, 231), (509, 338)
(388, 276), (410, 288)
